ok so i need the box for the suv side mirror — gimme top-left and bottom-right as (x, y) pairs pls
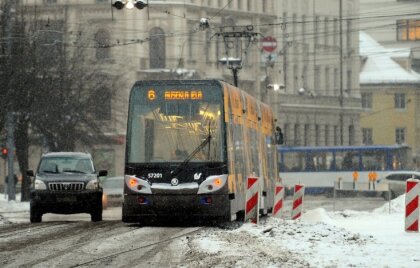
(275, 126), (284, 145)
(27, 170), (34, 177)
(98, 170), (108, 177)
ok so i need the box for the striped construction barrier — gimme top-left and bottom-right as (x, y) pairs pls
(291, 184), (305, 220)
(405, 179), (420, 232)
(245, 177), (260, 224)
(272, 183), (284, 218)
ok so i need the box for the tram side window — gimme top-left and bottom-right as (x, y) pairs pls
(280, 152), (303, 172)
(361, 151), (386, 171)
(304, 152), (333, 171)
(280, 151), (334, 172)
(335, 152), (359, 171)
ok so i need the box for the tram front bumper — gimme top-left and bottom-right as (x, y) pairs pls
(122, 193), (230, 222)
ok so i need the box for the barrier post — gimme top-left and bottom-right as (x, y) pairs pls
(272, 183), (284, 218)
(405, 178), (419, 232)
(245, 177), (260, 224)
(291, 184), (305, 220)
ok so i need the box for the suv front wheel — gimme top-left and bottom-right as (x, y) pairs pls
(90, 201), (103, 222)
(30, 204), (42, 223)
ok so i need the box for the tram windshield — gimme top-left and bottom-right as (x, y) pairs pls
(127, 84), (224, 163)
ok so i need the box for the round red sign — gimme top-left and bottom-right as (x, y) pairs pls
(261, 36), (277, 53)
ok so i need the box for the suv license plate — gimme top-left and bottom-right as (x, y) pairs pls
(57, 196), (77, 203)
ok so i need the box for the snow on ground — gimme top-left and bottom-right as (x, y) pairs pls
(185, 195), (420, 268)
(1, 195), (420, 267)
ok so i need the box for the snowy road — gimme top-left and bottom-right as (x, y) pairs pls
(2, 196), (415, 268)
(0, 207), (201, 267)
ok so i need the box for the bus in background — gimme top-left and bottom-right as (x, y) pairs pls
(122, 80), (280, 224)
(278, 145), (412, 194)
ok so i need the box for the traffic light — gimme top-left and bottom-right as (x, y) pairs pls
(1, 147), (8, 159)
(112, 0), (148, 10)
(134, 1), (148, 9)
(112, 0), (124, 9)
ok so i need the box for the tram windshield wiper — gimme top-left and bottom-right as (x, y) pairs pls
(171, 134), (212, 177)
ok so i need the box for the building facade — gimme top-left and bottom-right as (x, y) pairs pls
(360, 31), (420, 167)
(11, 0), (361, 177)
(274, 0), (362, 147)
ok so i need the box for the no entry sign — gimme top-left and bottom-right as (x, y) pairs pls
(261, 36), (277, 53)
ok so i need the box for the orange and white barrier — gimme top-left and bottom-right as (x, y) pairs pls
(405, 179), (420, 232)
(245, 177), (260, 224)
(291, 184), (305, 220)
(272, 183), (285, 218)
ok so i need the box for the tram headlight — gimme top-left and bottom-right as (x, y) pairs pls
(197, 175), (228, 194)
(125, 175), (152, 194)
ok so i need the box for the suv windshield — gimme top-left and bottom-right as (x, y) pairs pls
(38, 157), (94, 174)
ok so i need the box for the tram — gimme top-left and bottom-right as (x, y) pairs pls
(122, 80), (280, 223)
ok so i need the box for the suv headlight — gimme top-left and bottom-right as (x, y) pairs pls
(34, 179), (47, 190)
(86, 178), (99, 190)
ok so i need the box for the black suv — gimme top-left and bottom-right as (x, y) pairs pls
(27, 152), (107, 223)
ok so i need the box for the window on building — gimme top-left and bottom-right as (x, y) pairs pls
(334, 125), (339, 145)
(95, 29), (111, 60)
(237, 0), (242, 10)
(315, 125), (320, 146)
(247, 0), (251, 10)
(43, 0), (57, 3)
(292, 14), (297, 42)
(346, 70), (352, 95)
(314, 66), (320, 92)
(348, 125), (355, 145)
(35, 21), (64, 67)
(324, 18), (329, 46)
(395, 128), (406, 144)
(334, 68), (338, 94)
(347, 20), (352, 50)
(325, 67), (330, 94)
(325, 125), (330, 145)
(394, 93), (406, 109)
(205, 30), (212, 63)
(301, 15), (306, 44)
(397, 19), (420, 41)
(304, 124), (310, 146)
(262, 0), (267, 12)
(149, 27), (166, 69)
(302, 65), (308, 90)
(218, 0), (223, 7)
(361, 93), (372, 109)
(95, 0), (108, 3)
(333, 18), (338, 45)
(228, 0), (233, 8)
(294, 124), (300, 146)
(92, 87), (112, 121)
(362, 128), (373, 145)
(293, 65), (298, 91)
(315, 16), (320, 45)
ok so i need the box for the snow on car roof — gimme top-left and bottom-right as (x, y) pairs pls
(42, 152), (91, 158)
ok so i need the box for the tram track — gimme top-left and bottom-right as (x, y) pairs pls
(70, 226), (203, 267)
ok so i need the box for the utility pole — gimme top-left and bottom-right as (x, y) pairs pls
(339, 0), (344, 146)
(4, 0), (16, 201)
